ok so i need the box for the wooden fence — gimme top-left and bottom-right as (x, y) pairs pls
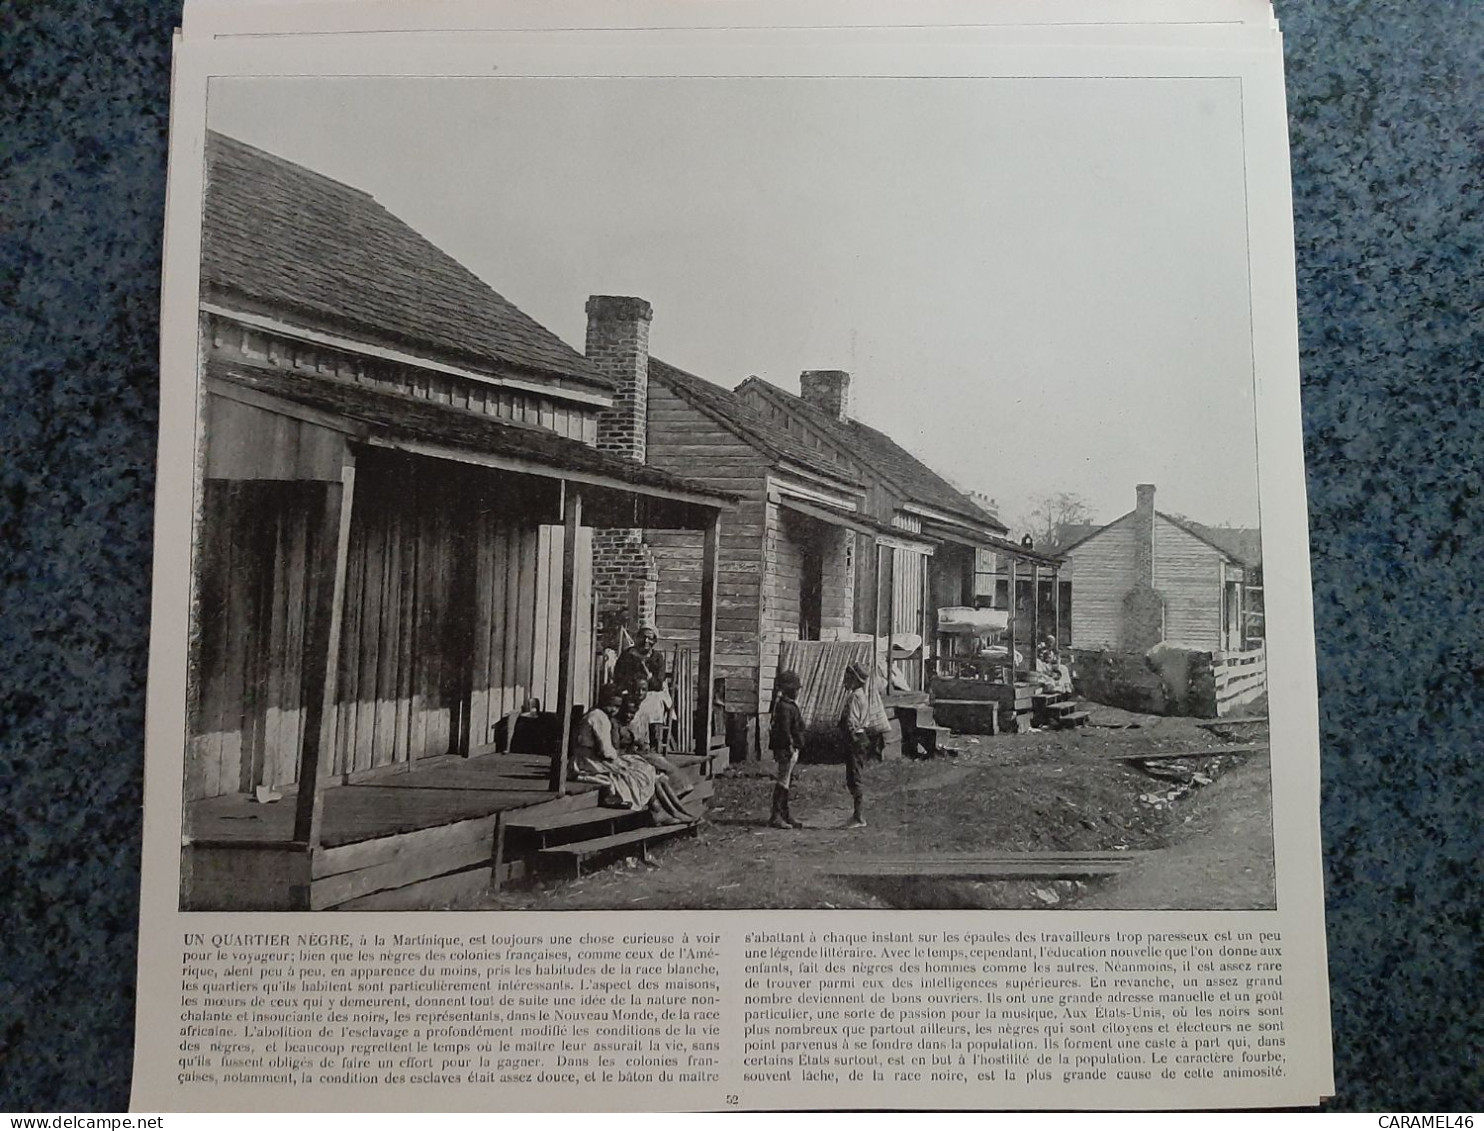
(1213, 644), (1267, 716)
(666, 645), (696, 754)
(777, 639), (877, 728)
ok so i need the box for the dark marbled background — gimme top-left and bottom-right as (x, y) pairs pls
(2, 0), (1479, 1112)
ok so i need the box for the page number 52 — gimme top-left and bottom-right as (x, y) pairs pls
(725, 1095), (739, 1106)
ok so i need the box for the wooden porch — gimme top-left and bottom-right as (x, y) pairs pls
(182, 366), (731, 911)
(183, 748), (719, 910)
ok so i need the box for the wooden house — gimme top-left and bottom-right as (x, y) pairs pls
(734, 372), (1064, 688)
(1060, 483), (1260, 653)
(183, 135), (730, 910)
(580, 301), (1062, 749)
(579, 296), (887, 749)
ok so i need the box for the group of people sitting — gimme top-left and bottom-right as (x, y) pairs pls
(571, 625), (699, 826)
(575, 624), (894, 834)
(1031, 638), (1074, 693)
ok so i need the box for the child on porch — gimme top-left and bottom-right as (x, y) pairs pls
(768, 670), (806, 830)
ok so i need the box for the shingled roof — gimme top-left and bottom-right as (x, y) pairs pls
(208, 362), (733, 504)
(201, 132), (608, 390)
(648, 359), (862, 487)
(735, 377), (1006, 533)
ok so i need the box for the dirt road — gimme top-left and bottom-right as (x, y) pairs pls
(475, 707), (1275, 912)
(1074, 751), (1276, 909)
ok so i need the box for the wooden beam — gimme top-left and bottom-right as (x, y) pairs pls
(695, 509), (721, 757)
(294, 464), (356, 853)
(549, 488), (583, 794)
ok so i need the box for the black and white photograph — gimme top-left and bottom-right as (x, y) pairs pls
(180, 74), (1276, 914)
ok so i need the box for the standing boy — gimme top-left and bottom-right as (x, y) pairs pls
(768, 670), (806, 829)
(838, 660), (871, 828)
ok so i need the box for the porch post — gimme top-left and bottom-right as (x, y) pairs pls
(1053, 566), (1063, 648)
(695, 508), (721, 757)
(880, 543), (896, 683)
(919, 554), (930, 689)
(1030, 562), (1041, 656)
(549, 486), (584, 794)
(1006, 556), (1017, 683)
(294, 463), (356, 851)
(873, 540), (887, 684)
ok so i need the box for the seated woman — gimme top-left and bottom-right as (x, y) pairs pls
(572, 684), (696, 826)
(614, 625), (666, 702)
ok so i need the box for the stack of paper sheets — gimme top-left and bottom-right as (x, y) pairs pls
(136, 0), (1330, 1113)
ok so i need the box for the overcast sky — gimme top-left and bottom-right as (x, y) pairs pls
(209, 75), (1260, 528)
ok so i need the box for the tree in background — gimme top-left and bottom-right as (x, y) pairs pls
(1016, 491), (1096, 552)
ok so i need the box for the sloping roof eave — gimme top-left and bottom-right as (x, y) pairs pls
(203, 288), (616, 397)
(207, 364), (736, 507)
(734, 376), (1005, 532)
(648, 359), (863, 489)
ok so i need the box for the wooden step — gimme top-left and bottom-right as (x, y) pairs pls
(538, 822), (699, 875)
(505, 804), (645, 835)
(1054, 711), (1090, 728)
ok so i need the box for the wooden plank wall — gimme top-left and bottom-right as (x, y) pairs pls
(890, 546), (927, 690)
(334, 460), (594, 771)
(1065, 516), (1139, 650)
(531, 523), (594, 718)
(760, 507), (857, 710)
(759, 503), (806, 713)
(331, 458), (464, 775)
(820, 527), (855, 638)
(644, 381), (770, 714)
(189, 481), (325, 801)
(205, 394), (348, 482)
(1153, 516), (1225, 650)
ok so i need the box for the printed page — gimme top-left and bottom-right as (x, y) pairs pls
(133, 1), (1332, 1111)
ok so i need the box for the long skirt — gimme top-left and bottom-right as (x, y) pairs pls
(577, 754), (659, 810)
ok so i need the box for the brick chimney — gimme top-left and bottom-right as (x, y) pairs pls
(1133, 484), (1156, 587)
(800, 369), (851, 421)
(1121, 483), (1165, 651)
(585, 295), (658, 626)
(586, 295), (653, 463)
